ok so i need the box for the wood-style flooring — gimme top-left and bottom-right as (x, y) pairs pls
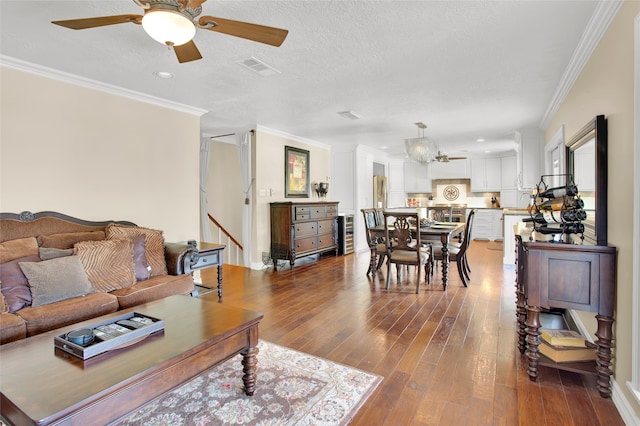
(200, 241), (624, 425)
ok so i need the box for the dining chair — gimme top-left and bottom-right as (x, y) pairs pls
(383, 212), (432, 293)
(431, 209), (476, 287)
(361, 208), (388, 275)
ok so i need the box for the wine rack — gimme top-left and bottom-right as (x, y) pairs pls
(527, 174), (586, 242)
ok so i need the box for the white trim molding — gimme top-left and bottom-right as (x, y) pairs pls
(628, 11), (640, 411)
(540, 1), (624, 129)
(256, 125), (332, 150)
(0, 55), (208, 117)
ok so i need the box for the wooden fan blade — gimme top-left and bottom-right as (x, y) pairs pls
(186, 0), (207, 7)
(448, 157), (467, 160)
(198, 16), (288, 47)
(52, 15), (142, 30)
(173, 40), (203, 63)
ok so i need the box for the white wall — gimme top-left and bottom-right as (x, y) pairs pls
(0, 67), (201, 242)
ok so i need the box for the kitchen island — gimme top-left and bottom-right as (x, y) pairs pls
(503, 208), (531, 265)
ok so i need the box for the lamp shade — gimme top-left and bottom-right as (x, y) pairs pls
(404, 137), (438, 164)
(142, 10), (196, 46)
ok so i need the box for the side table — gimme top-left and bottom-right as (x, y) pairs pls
(184, 241), (226, 301)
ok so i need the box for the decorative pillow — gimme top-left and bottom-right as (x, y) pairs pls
(39, 247), (74, 260)
(38, 231), (106, 249)
(74, 239), (136, 292)
(0, 237), (39, 264)
(0, 254), (40, 312)
(131, 234), (150, 282)
(18, 257), (93, 308)
(105, 224), (167, 277)
(0, 290), (8, 313)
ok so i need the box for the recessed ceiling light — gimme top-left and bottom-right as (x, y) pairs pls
(154, 71), (174, 79)
(485, 150), (492, 153)
(477, 138), (485, 142)
(380, 146), (388, 150)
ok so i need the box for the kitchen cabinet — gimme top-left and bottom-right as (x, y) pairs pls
(387, 159), (405, 207)
(515, 128), (542, 190)
(501, 155), (518, 189)
(430, 159), (470, 179)
(469, 209), (503, 241)
(404, 161), (431, 193)
(470, 158), (501, 192)
(503, 212), (529, 264)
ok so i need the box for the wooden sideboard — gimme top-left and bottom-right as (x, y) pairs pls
(270, 202), (339, 270)
(515, 235), (617, 398)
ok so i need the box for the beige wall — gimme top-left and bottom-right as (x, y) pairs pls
(206, 139), (244, 247)
(544, 2), (640, 417)
(0, 67), (201, 242)
(254, 129), (331, 265)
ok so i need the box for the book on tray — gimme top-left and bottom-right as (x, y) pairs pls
(539, 339), (597, 363)
(540, 328), (586, 347)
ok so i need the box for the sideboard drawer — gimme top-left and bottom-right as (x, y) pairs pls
(317, 234), (336, 249)
(295, 236), (317, 253)
(295, 221), (317, 237)
(326, 206), (338, 217)
(317, 219), (335, 235)
(310, 207), (326, 219)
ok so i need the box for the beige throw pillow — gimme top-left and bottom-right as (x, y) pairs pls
(74, 239), (136, 292)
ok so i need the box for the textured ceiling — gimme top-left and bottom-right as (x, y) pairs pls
(0, 1), (599, 157)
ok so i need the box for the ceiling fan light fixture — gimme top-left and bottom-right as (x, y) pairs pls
(142, 9), (196, 46)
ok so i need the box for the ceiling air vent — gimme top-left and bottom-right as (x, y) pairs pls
(237, 57), (280, 77)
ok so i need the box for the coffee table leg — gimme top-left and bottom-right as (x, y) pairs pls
(241, 346), (259, 396)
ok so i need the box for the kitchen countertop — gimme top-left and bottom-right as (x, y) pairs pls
(503, 208), (530, 215)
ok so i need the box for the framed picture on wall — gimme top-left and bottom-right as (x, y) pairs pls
(285, 146), (310, 198)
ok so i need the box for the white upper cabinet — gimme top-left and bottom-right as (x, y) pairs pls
(430, 158), (470, 179)
(404, 161), (431, 193)
(515, 128), (543, 190)
(500, 155), (517, 189)
(388, 159), (405, 192)
(470, 158), (501, 192)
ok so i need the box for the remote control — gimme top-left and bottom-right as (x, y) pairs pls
(117, 319), (144, 329)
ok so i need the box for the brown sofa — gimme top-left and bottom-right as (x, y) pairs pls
(0, 211), (197, 344)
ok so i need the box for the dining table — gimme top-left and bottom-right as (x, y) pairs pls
(368, 221), (466, 290)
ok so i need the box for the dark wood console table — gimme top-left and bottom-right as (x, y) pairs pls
(515, 235), (617, 398)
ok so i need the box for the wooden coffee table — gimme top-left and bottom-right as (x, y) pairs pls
(0, 295), (263, 425)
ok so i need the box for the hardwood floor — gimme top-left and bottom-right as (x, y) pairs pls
(200, 241), (624, 425)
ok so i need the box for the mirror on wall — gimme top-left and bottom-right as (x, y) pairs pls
(566, 115), (607, 246)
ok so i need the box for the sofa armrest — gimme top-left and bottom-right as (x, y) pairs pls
(164, 243), (198, 275)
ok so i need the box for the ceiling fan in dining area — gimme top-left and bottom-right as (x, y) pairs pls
(51, 0), (289, 63)
(435, 151), (467, 163)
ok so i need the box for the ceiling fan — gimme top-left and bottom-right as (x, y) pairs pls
(51, 0), (289, 63)
(435, 151), (467, 163)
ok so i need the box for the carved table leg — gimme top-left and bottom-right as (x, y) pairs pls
(367, 240), (376, 276)
(241, 345), (259, 396)
(595, 314), (614, 398)
(440, 234), (449, 290)
(217, 264), (223, 302)
(525, 305), (542, 381)
(515, 289), (527, 354)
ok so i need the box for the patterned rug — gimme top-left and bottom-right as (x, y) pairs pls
(110, 341), (382, 426)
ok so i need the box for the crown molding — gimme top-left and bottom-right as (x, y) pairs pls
(539, 0), (623, 130)
(256, 125), (331, 150)
(0, 55), (208, 117)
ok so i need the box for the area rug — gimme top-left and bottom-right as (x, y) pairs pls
(110, 340), (383, 426)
